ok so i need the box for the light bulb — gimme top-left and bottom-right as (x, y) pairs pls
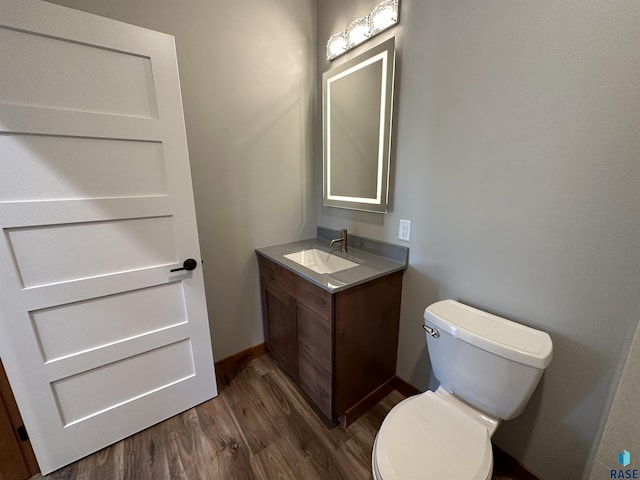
(370, 0), (398, 35)
(346, 16), (370, 48)
(327, 33), (348, 60)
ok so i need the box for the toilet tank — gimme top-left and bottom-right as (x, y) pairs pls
(424, 300), (553, 420)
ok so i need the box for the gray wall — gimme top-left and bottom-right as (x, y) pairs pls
(588, 317), (640, 479)
(317, 1), (640, 479)
(45, 0), (317, 361)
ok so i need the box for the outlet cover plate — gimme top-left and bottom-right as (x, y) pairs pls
(399, 219), (411, 242)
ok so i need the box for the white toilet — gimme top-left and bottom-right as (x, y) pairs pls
(372, 299), (553, 480)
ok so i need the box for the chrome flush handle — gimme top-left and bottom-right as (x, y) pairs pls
(423, 324), (440, 338)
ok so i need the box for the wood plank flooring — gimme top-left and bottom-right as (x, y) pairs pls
(32, 354), (522, 479)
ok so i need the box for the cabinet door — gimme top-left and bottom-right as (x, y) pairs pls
(261, 280), (298, 380)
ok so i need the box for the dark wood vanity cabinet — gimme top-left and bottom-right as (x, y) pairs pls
(257, 254), (403, 425)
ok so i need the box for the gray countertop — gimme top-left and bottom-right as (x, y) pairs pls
(255, 227), (409, 293)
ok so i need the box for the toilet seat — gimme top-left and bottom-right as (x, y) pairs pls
(373, 391), (493, 480)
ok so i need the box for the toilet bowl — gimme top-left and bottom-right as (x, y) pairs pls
(372, 300), (553, 480)
(372, 390), (493, 480)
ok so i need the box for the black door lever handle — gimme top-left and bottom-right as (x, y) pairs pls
(171, 258), (198, 272)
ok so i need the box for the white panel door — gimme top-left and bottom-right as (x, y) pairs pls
(0, 0), (217, 474)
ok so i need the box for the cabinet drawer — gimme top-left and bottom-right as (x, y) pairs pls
(298, 350), (332, 419)
(297, 303), (332, 373)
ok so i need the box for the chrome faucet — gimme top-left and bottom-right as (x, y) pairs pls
(330, 228), (348, 253)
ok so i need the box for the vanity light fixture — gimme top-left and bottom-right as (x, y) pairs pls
(326, 0), (398, 61)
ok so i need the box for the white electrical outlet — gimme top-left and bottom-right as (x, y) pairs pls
(399, 219), (411, 242)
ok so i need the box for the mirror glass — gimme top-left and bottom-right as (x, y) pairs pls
(323, 37), (395, 213)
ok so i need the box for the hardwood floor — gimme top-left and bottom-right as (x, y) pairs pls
(32, 354), (525, 479)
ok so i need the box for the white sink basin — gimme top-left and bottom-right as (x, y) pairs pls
(283, 249), (359, 274)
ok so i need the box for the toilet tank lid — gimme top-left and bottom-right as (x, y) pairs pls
(424, 300), (553, 369)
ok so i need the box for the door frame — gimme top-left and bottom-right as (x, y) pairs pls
(0, 361), (38, 480)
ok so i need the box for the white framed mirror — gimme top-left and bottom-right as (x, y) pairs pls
(323, 37), (395, 213)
